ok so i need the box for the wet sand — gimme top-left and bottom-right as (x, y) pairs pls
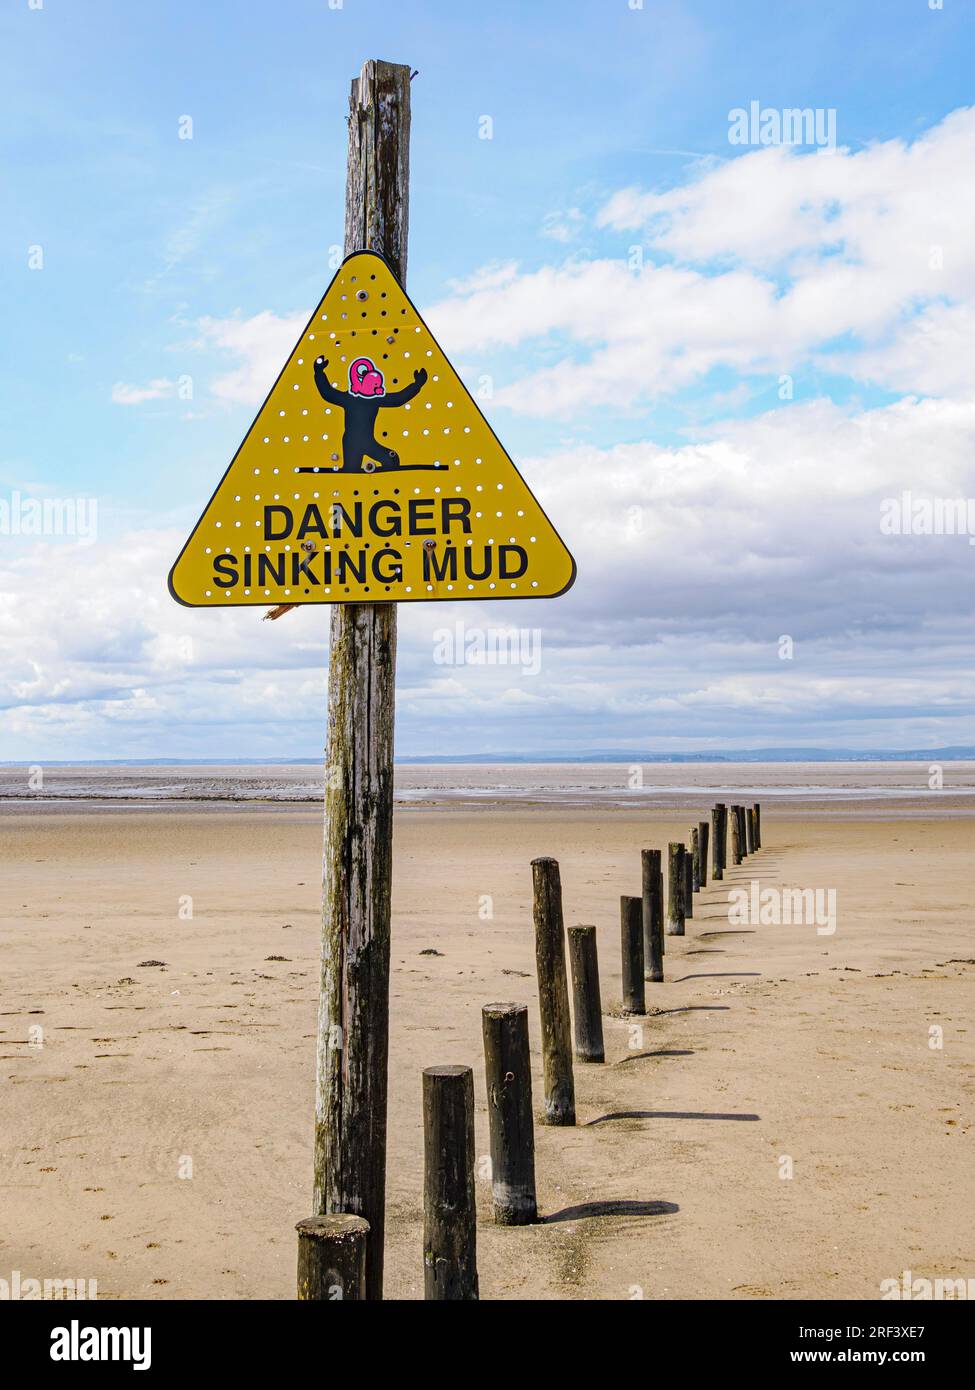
(1, 797), (972, 1299)
(3, 759), (975, 812)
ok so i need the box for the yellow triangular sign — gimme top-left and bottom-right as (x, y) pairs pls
(169, 251), (576, 607)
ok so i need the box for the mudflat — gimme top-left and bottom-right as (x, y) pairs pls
(1, 797), (972, 1299)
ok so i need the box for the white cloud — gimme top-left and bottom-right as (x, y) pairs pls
(3, 394), (973, 756)
(111, 378), (176, 406)
(196, 309), (308, 405)
(541, 208), (584, 243)
(599, 109), (975, 285)
(423, 108), (975, 414)
(19, 108), (975, 757)
(834, 302), (975, 397)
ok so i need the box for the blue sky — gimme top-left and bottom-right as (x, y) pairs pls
(2, 0), (974, 759)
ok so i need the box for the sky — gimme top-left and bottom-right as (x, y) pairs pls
(1, 0), (974, 760)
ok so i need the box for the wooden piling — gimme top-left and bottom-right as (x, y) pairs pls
(641, 848), (664, 981)
(698, 820), (710, 888)
(423, 1065), (478, 1300)
(314, 57), (413, 1300)
(753, 802), (762, 849)
(666, 842), (686, 936)
(690, 826), (701, 892)
(296, 1214), (370, 1301)
(711, 804), (725, 881)
(566, 927), (605, 1063)
(621, 895), (646, 1014)
(731, 806), (743, 865)
(481, 1003), (538, 1225)
(746, 806), (756, 855)
(683, 844), (694, 918)
(738, 804), (748, 857)
(531, 856), (576, 1125)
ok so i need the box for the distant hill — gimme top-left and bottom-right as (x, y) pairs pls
(4, 748), (974, 767)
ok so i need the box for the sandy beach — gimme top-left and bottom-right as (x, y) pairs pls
(1, 769), (973, 1300)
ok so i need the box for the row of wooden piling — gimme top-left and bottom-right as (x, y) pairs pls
(297, 799), (762, 1298)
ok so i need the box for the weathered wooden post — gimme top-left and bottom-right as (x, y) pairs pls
(621, 895), (646, 1014)
(746, 806), (756, 855)
(566, 926), (605, 1063)
(667, 842), (686, 936)
(698, 820), (710, 888)
(655, 848), (666, 956)
(683, 843), (694, 918)
(738, 804), (748, 857)
(423, 1065), (478, 1300)
(296, 1214), (370, 1301)
(754, 802), (762, 849)
(313, 58), (412, 1301)
(641, 848), (664, 982)
(690, 826), (701, 892)
(722, 804), (731, 868)
(481, 1003), (538, 1225)
(166, 54), (579, 1307)
(731, 806), (743, 865)
(711, 804), (725, 881)
(531, 857), (576, 1125)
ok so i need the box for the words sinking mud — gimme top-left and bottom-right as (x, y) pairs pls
(211, 496), (528, 591)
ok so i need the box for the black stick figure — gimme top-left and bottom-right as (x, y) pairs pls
(309, 355), (429, 473)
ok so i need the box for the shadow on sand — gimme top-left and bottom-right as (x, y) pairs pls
(615, 1049), (694, 1064)
(587, 1110), (760, 1125)
(671, 971), (761, 982)
(542, 1199), (678, 1223)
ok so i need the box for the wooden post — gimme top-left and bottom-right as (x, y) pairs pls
(711, 804), (725, 881)
(698, 820), (710, 888)
(731, 806), (743, 865)
(690, 826), (701, 892)
(746, 806), (756, 855)
(296, 1214), (369, 1301)
(313, 57), (412, 1302)
(566, 926), (605, 1063)
(481, 1003), (538, 1225)
(666, 842), (686, 936)
(423, 1065), (478, 1300)
(531, 857), (576, 1125)
(656, 849), (666, 957)
(754, 802), (762, 849)
(683, 844), (694, 918)
(641, 848), (664, 981)
(738, 804), (748, 857)
(620, 895), (646, 1014)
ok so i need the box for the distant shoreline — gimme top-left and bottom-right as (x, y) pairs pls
(3, 750), (975, 768)
(3, 760), (972, 819)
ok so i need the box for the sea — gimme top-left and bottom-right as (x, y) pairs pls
(1, 762), (973, 817)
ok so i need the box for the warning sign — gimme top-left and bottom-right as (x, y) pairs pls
(168, 251), (576, 606)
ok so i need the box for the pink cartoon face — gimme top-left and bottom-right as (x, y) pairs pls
(348, 357), (385, 397)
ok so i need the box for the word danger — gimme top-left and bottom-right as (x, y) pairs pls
(211, 497), (529, 590)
